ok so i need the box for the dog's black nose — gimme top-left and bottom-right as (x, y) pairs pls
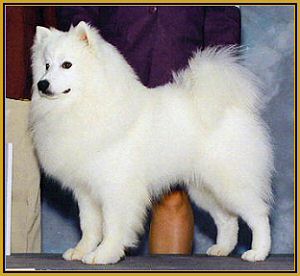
(37, 80), (50, 93)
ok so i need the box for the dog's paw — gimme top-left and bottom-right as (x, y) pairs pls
(207, 244), (231, 256)
(241, 249), (267, 262)
(81, 250), (122, 265)
(63, 248), (86, 261)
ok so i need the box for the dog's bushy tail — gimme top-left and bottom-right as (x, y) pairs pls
(173, 46), (263, 126)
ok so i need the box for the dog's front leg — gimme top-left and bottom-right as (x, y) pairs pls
(81, 202), (126, 264)
(63, 189), (103, 261)
(81, 181), (149, 265)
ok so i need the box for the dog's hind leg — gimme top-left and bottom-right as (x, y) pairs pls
(188, 185), (238, 256)
(238, 204), (271, 262)
(206, 183), (271, 262)
(63, 188), (103, 261)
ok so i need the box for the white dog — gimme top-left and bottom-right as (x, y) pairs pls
(30, 22), (274, 264)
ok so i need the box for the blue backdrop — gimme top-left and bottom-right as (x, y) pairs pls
(42, 5), (295, 255)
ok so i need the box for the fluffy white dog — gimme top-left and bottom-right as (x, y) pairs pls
(30, 22), (274, 264)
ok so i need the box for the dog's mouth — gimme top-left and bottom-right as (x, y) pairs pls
(39, 88), (71, 99)
(63, 88), (71, 94)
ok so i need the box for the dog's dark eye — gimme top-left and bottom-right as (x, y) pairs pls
(46, 63), (50, 71)
(62, 61), (72, 69)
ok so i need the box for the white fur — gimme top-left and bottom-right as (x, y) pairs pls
(30, 22), (274, 264)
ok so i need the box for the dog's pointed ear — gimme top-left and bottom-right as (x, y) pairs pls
(35, 26), (51, 44)
(75, 21), (91, 45)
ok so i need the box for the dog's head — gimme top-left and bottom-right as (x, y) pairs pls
(31, 21), (100, 100)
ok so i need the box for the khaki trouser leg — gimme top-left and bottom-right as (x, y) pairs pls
(6, 99), (41, 253)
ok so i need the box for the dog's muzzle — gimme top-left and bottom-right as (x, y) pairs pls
(37, 80), (71, 98)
